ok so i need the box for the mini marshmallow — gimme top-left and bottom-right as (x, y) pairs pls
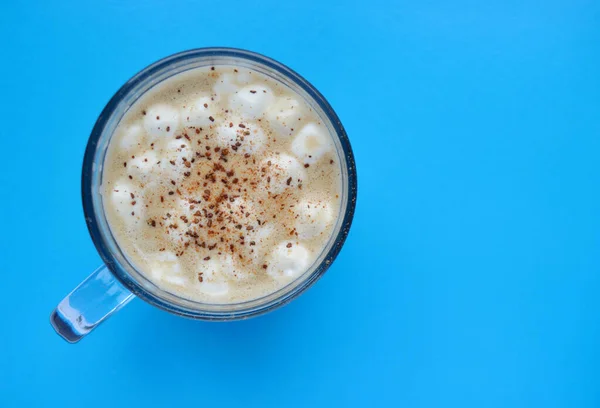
(110, 180), (143, 226)
(260, 154), (307, 194)
(163, 275), (187, 286)
(267, 242), (311, 280)
(173, 198), (197, 220)
(182, 95), (215, 128)
(291, 123), (332, 165)
(119, 124), (145, 150)
(198, 280), (229, 297)
(266, 97), (303, 138)
(246, 224), (275, 264)
(162, 203), (192, 245)
(214, 121), (238, 147)
(128, 150), (158, 181)
(220, 254), (251, 281)
(229, 85), (274, 119)
(235, 70), (252, 84)
(213, 73), (239, 99)
(148, 251), (183, 283)
(165, 139), (190, 161)
(143, 103), (179, 139)
(238, 124), (266, 155)
(158, 139), (189, 180)
(295, 199), (334, 239)
(197, 256), (234, 296)
(214, 119), (266, 154)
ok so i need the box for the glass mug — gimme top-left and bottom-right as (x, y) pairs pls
(50, 48), (357, 343)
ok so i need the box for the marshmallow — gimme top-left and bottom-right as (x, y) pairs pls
(291, 123), (332, 165)
(260, 154), (307, 194)
(158, 139), (190, 181)
(246, 224), (275, 264)
(182, 95), (216, 128)
(165, 139), (190, 162)
(128, 150), (158, 181)
(119, 124), (145, 150)
(148, 251), (183, 284)
(213, 71), (254, 98)
(173, 198), (197, 220)
(220, 254), (251, 281)
(214, 121), (238, 147)
(164, 275), (186, 286)
(143, 104), (179, 139)
(238, 124), (266, 155)
(214, 119), (266, 154)
(235, 70), (252, 84)
(162, 200), (194, 245)
(110, 180), (143, 226)
(267, 242), (311, 280)
(196, 255), (235, 296)
(295, 199), (334, 239)
(213, 74), (239, 99)
(230, 85), (274, 119)
(266, 97), (303, 138)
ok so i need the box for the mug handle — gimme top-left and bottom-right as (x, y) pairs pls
(50, 265), (134, 343)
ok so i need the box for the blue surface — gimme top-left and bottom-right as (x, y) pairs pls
(1, 0), (599, 406)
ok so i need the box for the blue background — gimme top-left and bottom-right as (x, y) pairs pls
(1, 0), (599, 406)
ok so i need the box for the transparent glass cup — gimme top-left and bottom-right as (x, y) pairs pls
(50, 48), (357, 343)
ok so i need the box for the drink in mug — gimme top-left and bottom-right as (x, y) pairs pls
(104, 66), (342, 303)
(51, 49), (356, 342)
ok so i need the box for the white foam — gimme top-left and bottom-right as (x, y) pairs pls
(230, 85), (274, 119)
(213, 74), (239, 99)
(235, 70), (252, 84)
(214, 121), (238, 147)
(246, 224), (275, 264)
(295, 199), (334, 239)
(214, 119), (266, 154)
(291, 123), (332, 165)
(119, 124), (145, 150)
(158, 139), (190, 181)
(266, 97), (303, 138)
(161, 199), (196, 245)
(143, 104), (179, 139)
(238, 124), (266, 155)
(260, 154), (307, 194)
(165, 139), (190, 161)
(182, 95), (216, 128)
(267, 242), (311, 280)
(220, 254), (251, 281)
(148, 251), (185, 285)
(164, 275), (187, 286)
(110, 180), (143, 226)
(128, 150), (158, 182)
(196, 255), (235, 296)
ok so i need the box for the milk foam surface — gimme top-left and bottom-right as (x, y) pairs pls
(102, 66), (342, 303)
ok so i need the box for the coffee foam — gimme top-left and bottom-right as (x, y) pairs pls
(266, 97), (304, 138)
(102, 66), (342, 304)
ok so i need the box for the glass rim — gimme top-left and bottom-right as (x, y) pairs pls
(81, 47), (357, 320)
